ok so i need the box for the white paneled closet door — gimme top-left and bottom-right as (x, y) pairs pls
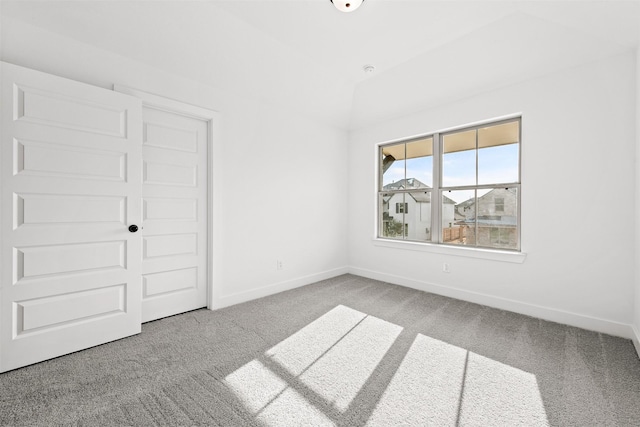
(0, 62), (143, 372)
(115, 86), (211, 323)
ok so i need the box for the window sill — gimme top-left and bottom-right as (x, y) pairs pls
(372, 238), (527, 264)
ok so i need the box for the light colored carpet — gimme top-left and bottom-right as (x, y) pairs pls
(1, 274), (639, 426)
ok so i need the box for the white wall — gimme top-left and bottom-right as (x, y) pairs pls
(349, 52), (637, 338)
(1, 18), (349, 309)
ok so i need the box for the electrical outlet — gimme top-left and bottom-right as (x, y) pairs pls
(277, 260), (284, 271)
(443, 263), (450, 273)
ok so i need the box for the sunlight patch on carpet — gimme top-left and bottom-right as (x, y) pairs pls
(224, 359), (287, 414)
(224, 359), (334, 426)
(460, 352), (549, 426)
(257, 387), (335, 426)
(224, 305), (402, 425)
(366, 333), (467, 425)
(265, 305), (368, 376)
(366, 334), (549, 426)
(297, 313), (402, 411)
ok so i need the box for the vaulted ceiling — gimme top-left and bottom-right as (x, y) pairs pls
(2, 0), (639, 130)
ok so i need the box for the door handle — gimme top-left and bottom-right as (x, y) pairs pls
(128, 225), (139, 233)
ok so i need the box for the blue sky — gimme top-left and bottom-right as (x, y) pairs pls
(383, 143), (519, 203)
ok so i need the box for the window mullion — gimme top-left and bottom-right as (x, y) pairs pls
(474, 189), (478, 248)
(403, 143), (407, 239)
(432, 133), (441, 243)
(475, 128), (479, 187)
(474, 129), (479, 247)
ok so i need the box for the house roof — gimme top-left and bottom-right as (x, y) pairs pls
(383, 179), (456, 204)
(383, 178), (428, 191)
(455, 187), (518, 208)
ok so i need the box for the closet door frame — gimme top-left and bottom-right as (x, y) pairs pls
(114, 85), (220, 312)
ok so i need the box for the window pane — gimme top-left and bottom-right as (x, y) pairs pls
(442, 129), (476, 187)
(380, 192), (405, 239)
(475, 187), (518, 250)
(381, 143), (405, 188)
(405, 137), (433, 188)
(405, 191), (431, 241)
(478, 121), (520, 185)
(443, 189), (474, 245)
(478, 143), (519, 185)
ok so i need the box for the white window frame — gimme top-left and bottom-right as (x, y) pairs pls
(374, 114), (526, 263)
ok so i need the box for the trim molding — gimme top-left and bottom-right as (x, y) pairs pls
(349, 266), (635, 339)
(632, 324), (640, 359)
(372, 238), (526, 263)
(212, 266), (349, 310)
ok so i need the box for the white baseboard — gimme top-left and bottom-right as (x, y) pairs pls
(632, 325), (640, 359)
(211, 266), (349, 310)
(349, 266), (635, 340)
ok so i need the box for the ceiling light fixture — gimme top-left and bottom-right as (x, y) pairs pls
(331, 0), (364, 13)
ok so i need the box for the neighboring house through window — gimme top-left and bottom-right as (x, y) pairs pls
(378, 117), (521, 250)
